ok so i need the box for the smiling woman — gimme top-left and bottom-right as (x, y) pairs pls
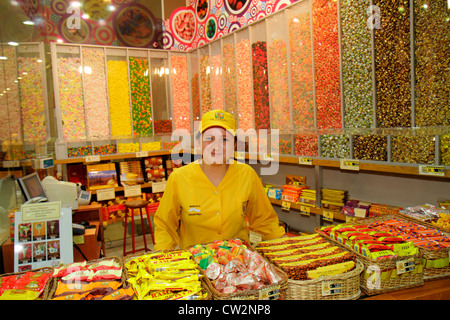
(154, 109), (285, 250)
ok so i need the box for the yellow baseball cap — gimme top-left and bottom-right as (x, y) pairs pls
(199, 109), (236, 135)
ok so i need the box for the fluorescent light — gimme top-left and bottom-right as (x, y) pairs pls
(8, 42), (19, 46)
(23, 20), (35, 25)
(57, 39), (63, 43)
(0, 56), (7, 60)
(109, 5), (116, 11)
(70, 1), (81, 8)
(82, 13), (89, 19)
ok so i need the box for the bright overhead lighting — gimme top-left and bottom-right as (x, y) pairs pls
(69, 1), (81, 8)
(23, 20), (35, 25)
(8, 42), (19, 46)
(0, 56), (7, 60)
(82, 13), (89, 19)
(57, 39), (63, 43)
(109, 5), (116, 11)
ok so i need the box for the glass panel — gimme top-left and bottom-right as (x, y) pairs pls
(129, 54), (153, 136)
(150, 56), (172, 134)
(288, 2), (315, 131)
(373, 0), (411, 128)
(199, 46), (212, 114)
(222, 35), (237, 117)
(235, 28), (253, 130)
(341, 0), (374, 129)
(251, 20), (270, 130)
(106, 52), (132, 138)
(189, 50), (201, 123)
(56, 45), (86, 141)
(312, 0), (342, 129)
(82, 46), (110, 140)
(210, 40), (224, 110)
(171, 53), (190, 132)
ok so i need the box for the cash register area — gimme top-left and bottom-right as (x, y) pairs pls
(0, 171), (155, 274)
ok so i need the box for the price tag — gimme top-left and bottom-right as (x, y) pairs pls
(249, 230), (262, 245)
(96, 188), (115, 201)
(136, 151), (148, 158)
(418, 165), (445, 177)
(340, 159), (360, 171)
(85, 155), (100, 163)
(3, 160), (20, 168)
(281, 201), (291, 212)
(396, 258), (415, 275)
(323, 210), (334, 222)
(235, 152), (245, 160)
(322, 281), (342, 296)
(258, 285), (281, 300)
(300, 205), (310, 216)
(299, 157), (313, 166)
(152, 181), (167, 193)
(124, 185), (142, 197)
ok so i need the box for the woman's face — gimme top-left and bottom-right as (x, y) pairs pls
(201, 127), (235, 165)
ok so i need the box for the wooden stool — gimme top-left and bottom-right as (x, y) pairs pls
(123, 200), (154, 256)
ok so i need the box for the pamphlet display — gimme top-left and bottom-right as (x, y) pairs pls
(14, 201), (73, 272)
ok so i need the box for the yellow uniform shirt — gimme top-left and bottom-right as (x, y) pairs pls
(154, 160), (285, 250)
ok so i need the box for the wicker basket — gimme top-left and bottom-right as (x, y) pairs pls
(123, 250), (212, 300)
(0, 267), (55, 300)
(285, 260), (364, 300)
(357, 213), (450, 281)
(315, 227), (424, 296)
(44, 256), (125, 300)
(192, 240), (289, 300)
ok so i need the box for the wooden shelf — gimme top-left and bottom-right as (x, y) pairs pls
(242, 153), (450, 179)
(54, 150), (174, 165)
(268, 197), (347, 222)
(89, 182), (153, 194)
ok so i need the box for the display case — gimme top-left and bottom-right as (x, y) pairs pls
(235, 27), (253, 130)
(250, 20), (270, 131)
(210, 40), (224, 111)
(170, 52), (191, 132)
(222, 34), (238, 117)
(150, 51), (172, 135)
(199, 46), (212, 114)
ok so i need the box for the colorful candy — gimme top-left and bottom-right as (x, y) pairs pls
(289, 11), (314, 130)
(107, 59), (132, 137)
(129, 57), (153, 136)
(222, 41), (238, 116)
(57, 56), (86, 141)
(236, 37), (253, 130)
(171, 55), (191, 131)
(82, 47), (110, 139)
(312, 0), (341, 129)
(199, 53), (212, 113)
(252, 41), (270, 130)
(211, 54), (224, 110)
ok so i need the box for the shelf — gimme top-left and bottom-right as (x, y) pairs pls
(242, 153), (450, 179)
(89, 182), (153, 194)
(268, 197), (347, 222)
(54, 150), (174, 165)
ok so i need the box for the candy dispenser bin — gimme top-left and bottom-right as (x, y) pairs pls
(52, 43), (87, 142)
(189, 49), (201, 124)
(288, 1), (315, 131)
(267, 10), (291, 132)
(170, 52), (191, 133)
(210, 40), (224, 111)
(251, 20), (270, 131)
(199, 46), (212, 114)
(81, 46), (110, 140)
(150, 51), (173, 135)
(235, 27), (254, 131)
(222, 34), (238, 118)
(128, 50), (153, 137)
(106, 48), (133, 138)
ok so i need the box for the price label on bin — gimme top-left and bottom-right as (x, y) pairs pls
(396, 258), (415, 275)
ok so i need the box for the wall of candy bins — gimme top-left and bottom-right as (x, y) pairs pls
(3, 0), (448, 166)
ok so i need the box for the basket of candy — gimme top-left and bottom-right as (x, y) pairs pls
(316, 223), (424, 296)
(45, 257), (133, 300)
(123, 249), (211, 300)
(357, 214), (450, 280)
(189, 239), (288, 300)
(0, 267), (54, 300)
(255, 234), (363, 300)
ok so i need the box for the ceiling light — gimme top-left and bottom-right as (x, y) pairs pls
(8, 42), (19, 46)
(23, 20), (35, 25)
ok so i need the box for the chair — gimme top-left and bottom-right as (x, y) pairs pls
(123, 199), (155, 256)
